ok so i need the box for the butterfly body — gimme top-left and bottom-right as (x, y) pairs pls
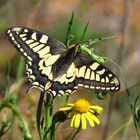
(6, 27), (120, 98)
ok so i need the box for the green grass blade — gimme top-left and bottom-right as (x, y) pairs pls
(4, 63), (10, 100)
(79, 21), (89, 43)
(82, 35), (116, 48)
(65, 12), (74, 46)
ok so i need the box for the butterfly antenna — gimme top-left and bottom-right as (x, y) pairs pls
(75, 43), (80, 47)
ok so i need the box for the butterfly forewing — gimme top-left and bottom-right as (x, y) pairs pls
(6, 27), (66, 61)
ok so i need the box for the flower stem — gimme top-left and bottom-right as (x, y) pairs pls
(107, 117), (133, 140)
(124, 81), (140, 139)
(0, 102), (33, 140)
(68, 126), (81, 140)
(43, 93), (52, 140)
(37, 92), (44, 140)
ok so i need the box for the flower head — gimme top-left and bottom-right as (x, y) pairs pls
(59, 99), (103, 130)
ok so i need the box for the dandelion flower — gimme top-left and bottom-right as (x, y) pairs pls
(59, 99), (103, 130)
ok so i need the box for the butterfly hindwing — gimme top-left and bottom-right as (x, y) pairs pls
(26, 54), (78, 98)
(74, 53), (120, 92)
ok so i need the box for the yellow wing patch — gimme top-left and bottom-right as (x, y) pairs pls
(54, 62), (76, 84)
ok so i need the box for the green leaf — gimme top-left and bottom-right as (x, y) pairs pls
(96, 92), (107, 100)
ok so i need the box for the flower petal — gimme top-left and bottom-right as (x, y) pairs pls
(70, 114), (76, 128)
(81, 113), (87, 130)
(88, 112), (100, 124)
(59, 106), (73, 111)
(89, 109), (94, 114)
(85, 113), (95, 127)
(74, 114), (81, 128)
(67, 110), (75, 119)
(66, 104), (74, 107)
(90, 106), (103, 115)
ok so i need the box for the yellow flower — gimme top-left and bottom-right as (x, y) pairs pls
(59, 99), (103, 130)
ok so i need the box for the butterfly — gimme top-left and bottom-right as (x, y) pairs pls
(6, 27), (120, 98)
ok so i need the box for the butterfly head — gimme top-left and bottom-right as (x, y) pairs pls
(68, 43), (80, 56)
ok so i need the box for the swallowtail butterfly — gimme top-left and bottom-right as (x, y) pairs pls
(6, 27), (120, 98)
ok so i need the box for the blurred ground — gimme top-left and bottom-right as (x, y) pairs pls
(0, 0), (140, 140)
